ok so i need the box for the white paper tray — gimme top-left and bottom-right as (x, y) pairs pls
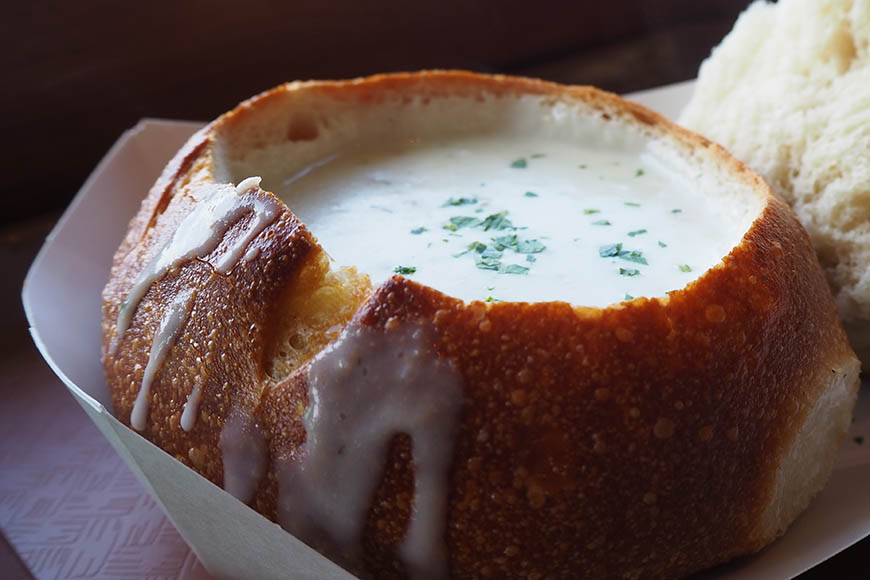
(22, 82), (870, 579)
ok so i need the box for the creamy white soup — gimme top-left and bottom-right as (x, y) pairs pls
(271, 135), (737, 306)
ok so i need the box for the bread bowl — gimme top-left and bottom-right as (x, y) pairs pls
(101, 71), (860, 579)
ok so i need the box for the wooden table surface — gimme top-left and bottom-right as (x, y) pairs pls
(2, 1), (868, 577)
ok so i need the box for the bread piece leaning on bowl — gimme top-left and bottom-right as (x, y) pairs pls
(101, 71), (859, 579)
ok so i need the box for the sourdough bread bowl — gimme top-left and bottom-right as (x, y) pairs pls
(101, 71), (859, 579)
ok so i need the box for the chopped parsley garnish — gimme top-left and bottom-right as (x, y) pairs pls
(592, 219), (611, 226)
(620, 250), (648, 265)
(410, 226), (427, 235)
(442, 197), (478, 207)
(619, 268), (640, 277)
(445, 216), (482, 230)
(480, 247), (503, 260)
(499, 264), (529, 275)
(394, 266), (416, 275)
(624, 293), (634, 300)
(530, 153), (546, 159)
(599, 243), (622, 258)
(671, 208), (683, 214)
(524, 191), (539, 198)
(453, 241), (487, 257)
(484, 295), (500, 303)
(584, 209), (600, 215)
(635, 168), (645, 177)
(510, 158), (527, 169)
(679, 264), (692, 272)
(600, 243), (647, 264)
(491, 234), (518, 250)
(475, 254), (501, 271)
(625, 202), (641, 207)
(481, 211), (513, 231)
(628, 229), (648, 237)
(658, 240), (667, 248)
(578, 164), (587, 169)
(516, 239), (546, 254)
(441, 208), (546, 274)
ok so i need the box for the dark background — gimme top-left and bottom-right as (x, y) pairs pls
(5, 0), (747, 225)
(2, 1), (867, 577)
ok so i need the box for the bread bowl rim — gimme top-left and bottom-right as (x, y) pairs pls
(204, 69), (775, 312)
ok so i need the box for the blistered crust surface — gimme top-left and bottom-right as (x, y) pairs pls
(101, 71), (859, 579)
(255, 196), (854, 579)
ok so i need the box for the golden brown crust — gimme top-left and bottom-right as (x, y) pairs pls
(101, 71), (858, 579)
(102, 181), (320, 483)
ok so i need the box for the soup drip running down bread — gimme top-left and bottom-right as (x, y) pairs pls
(101, 72), (860, 579)
(680, 0), (870, 365)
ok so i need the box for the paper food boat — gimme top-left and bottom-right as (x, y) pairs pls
(22, 83), (870, 579)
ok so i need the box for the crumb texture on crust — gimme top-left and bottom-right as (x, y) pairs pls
(100, 71), (860, 580)
(680, 0), (870, 363)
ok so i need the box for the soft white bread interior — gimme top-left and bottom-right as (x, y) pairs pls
(680, 0), (870, 365)
(101, 72), (860, 579)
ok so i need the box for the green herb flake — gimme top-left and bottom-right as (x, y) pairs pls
(583, 209), (600, 215)
(671, 208), (683, 214)
(599, 243), (622, 258)
(480, 247), (503, 260)
(679, 264), (692, 272)
(510, 158), (527, 169)
(524, 191), (539, 198)
(625, 202), (641, 207)
(592, 219), (611, 226)
(530, 153), (546, 159)
(475, 255), (501, 271)
(484, 295), (501, 303)
(628, 229), (648, 237)
(481, 211), (513, 231)
(393, 266), (417, 275)
(516, 239), (546, 254)
(491, 234), (518, 251)
(442, 197), (478, 207)
(619, 250), (648, 265)
(619, 268), (640, 277)
(499, 264), (529, 275)
(635, 168), (645, 177)
(658, 240), (667, 248)
(578, 164), (588, 169)
(447, 216), (482, 230)
(624, 293), (634, 300)
(453, 241), (488, 258)
(410, 226), (427, 235)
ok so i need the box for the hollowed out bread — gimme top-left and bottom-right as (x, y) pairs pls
(679, 0), (870, 366)
(101, 72), (859, 579)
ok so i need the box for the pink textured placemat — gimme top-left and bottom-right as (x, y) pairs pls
(0, 345), (212, 580)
